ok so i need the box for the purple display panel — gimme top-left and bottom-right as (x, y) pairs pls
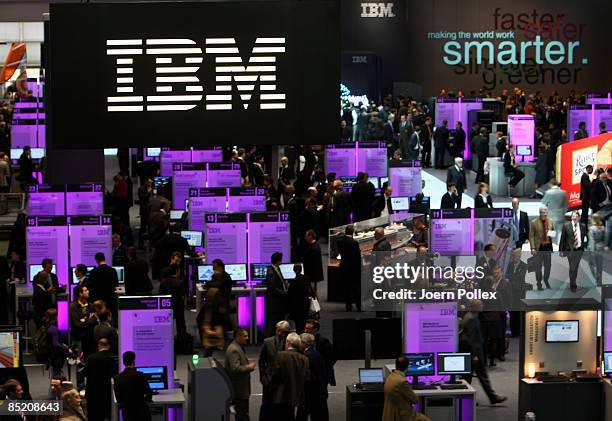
(587, 93), (612, 105)
(27, 184), (66, 216)
(26, 216), (70, 286)
(595, 105), (612, 135)
(247, 213), (290, 264)
(356, 141), (387, 177)
(66, 184), (104, 216)
(188, 188), (228, 232)
(436, 98), (482, 159)
(118, 296), (174, 388)
(11, 125), (38, 148)
(326, 143), (356, 177)
(204, 213), (248, 263)
(57, 296), (69, 335)
(237, 295), (251, 328)
(192, 147), (223, 163)
(404, 301), (458, 383)
(172, 163), (207, 210)
(430, 209), (474, 256)
(435, 99), (456, 127)
(256, 295), (265, 331)
(568, 105), (593, 140)
(206, 162), (242, 187)
(68, 216), (112, 267)
(37, 124), (46, 148)
(474, 209), (513, 269)
(160, 149), (191, 177)
(604, 298), (612, 352)
(389, 161), (421, 197)
(227, 187), (266, 212)
(507, 115), (535, 162)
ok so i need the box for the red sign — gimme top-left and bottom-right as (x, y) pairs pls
(556, 133), (612, 208)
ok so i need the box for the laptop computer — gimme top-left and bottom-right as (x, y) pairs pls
(358, 368), (385, 391)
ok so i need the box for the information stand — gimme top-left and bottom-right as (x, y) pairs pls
(326, 143), (356, 177)
(27, 184), (66, 216)
(118, 296), (174, 388)
(389, 160), (422, 197)
(507, 115), (535, 162)
(247, 212), (291, 264)
(192, 147), (223, 163)
(160, 149), (192, 177)
(65, 184), (104, 216)
(26, 216), (70, 285)
(188, 188), (228, 232)
(206, 162), (241, 187)
(356, 141), (387, 177)
(430, 209), (473, 256)
(204, 213), (247, 263)
(227, 187), (267, 213)
(68, 215), (112, 267)
(172, 163), (207, 210)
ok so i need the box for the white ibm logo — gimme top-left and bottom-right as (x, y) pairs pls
(106, 37), (286, 112)
(360, 3), (395, 18)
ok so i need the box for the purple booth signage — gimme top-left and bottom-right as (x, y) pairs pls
(66, 184), (104, 216)
(26, 216), (70, 286)
(204, 213), (248, 264)
(27, 184), (66, 216)
(188, 188), (228, 232)
(172, 163), (207, 210)
(68, 215), (112, 267)
(389, 161), (422, 197)
(247, 212), (291, 265)
(207, 162), (242, 187)
(227, 187), (267, 213)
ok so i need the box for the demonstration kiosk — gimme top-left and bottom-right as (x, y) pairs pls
(114, 296), (185, 421)
(188, 356), (233, 421)
(519, 303), (601, 421)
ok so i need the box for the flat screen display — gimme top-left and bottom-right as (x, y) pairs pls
(136, 366), (168, 390)
(0, 331), (20, 368)
(181, 231), (203, 247)
(404, 353), (435, 377)
(545, 320), (579, 343)
(146, 148), (161, 157)
(437, 352), (471, 375)
(10, 148), (44, 160)
(358, 368), (384, 384)
(113, 266), (125, 283)
(29, 264), (56, 281)
(250, 263), (269, 281)
(197, 265), (214, 282)
(603, 351), (612, 375)
(170, 210), (185, 220)
(71, 266), (94, 284)
(516, 145), (532, 156)
(279, 263), (296, 280)
(48, 1), (339, 148)
(391, 197), (410, 212)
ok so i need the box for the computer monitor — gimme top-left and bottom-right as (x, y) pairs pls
(250, 263), (269, 281)
(358, 368), (384, 384)
(71, 266), (94, 284)
(10, 149), (20, 160)
(391, 197), (410, 212)
(515, 145), (532, 156)
(103, 148), (118, 156)
(29, 264), (56, 281)
(146, 148), (161, 157)
(369, 177), (380, 188)
(545, 320), (579, 343)
(437, 352), (471, 383)
(153, 176), (171, 197)
(181, 231), (203, 247)
(31, 148), (45, 159)
(113, 266), (125, 284)
(197, 265), (214, 282)
(0, 329), (21, 368)
(380, 177), (389, 187)
(170, 210), (184, 221)
(136, 366), (168, 391)
(225, 264), (248, 282)
(603, 352), (612, 375)
(279, 263), (296, 280)
(404, 353), (435, 385)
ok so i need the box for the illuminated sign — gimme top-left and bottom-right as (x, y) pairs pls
(360, 3), (395, 18)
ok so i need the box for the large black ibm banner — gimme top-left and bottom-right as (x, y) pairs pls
(48, 1), (339, 148)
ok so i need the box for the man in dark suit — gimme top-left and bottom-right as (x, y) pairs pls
(305, 319), (336, 387)
(41, 258), (60, 290)
(265, 252), (288, 337)
(446, 157), (467, 207)
(152, 225), (190, 279)
(502, 143), (525, 190)
(87, 253), (119, 314)
(559, 211), (588, 292)
(506, 248), (527, 337)
(474, 127), (489, 183)
(372, 183), (393, 218)
(350, 172), (375, 222)
(574, 121), (588, 140)
(111, 234), (128, 266)
(441, 183), (458, 209)
(297, 333), (328, 421)
(476, 244), (497, 279)
(258, 320), (290, 421)
(225, 328), (256, 421)
(124, 247), (153, 295)
(84, 338), (118, 421)
(383, 113), (397, 154)
(511, 198), (530, 248)
(452, 121), (466, 158)
(433, 119), (450, 168)
(336, 225), (362, 312)
(271, 333), (310, 421)
(420, 117), (433, 168)
(372, 227), (391, 252)
(591, 170), (611, 213)
(114, 351), (152, 421)
(328, 180), (351, 227)
(580, 165), (593, 226)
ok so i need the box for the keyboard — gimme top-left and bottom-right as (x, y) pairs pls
(538, 375), (569, 383)
(357, 384), (384, 391)
(440, 384), (469, 390)
(413, 384), (437, 390)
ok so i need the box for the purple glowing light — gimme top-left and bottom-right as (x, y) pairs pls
(255, 296), (265, 328)
(238, 296), (251, 328)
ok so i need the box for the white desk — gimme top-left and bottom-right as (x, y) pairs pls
(111, 385), (185, 421)
(488, 158), (536, 197)
(384, 364), (476, 421)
